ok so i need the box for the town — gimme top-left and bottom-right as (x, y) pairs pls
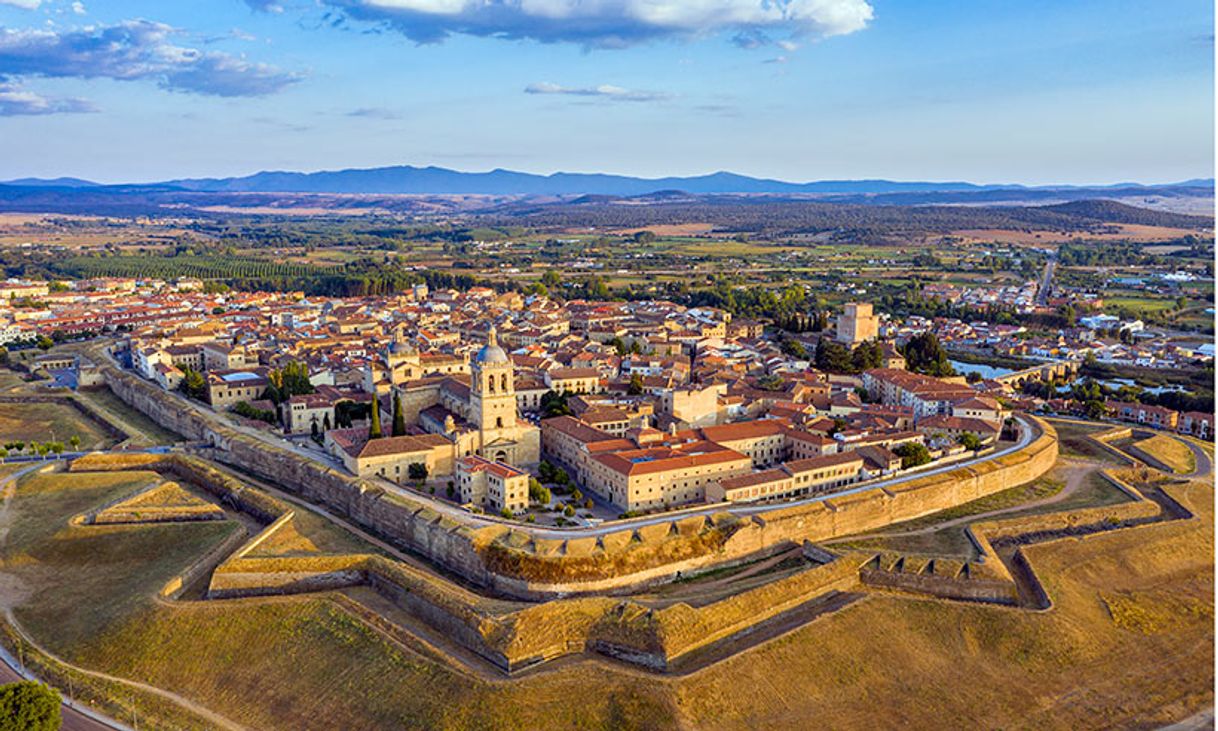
(0, 272), (1209, 527)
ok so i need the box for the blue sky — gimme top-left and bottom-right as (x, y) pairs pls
(0, 0), (1212, 185)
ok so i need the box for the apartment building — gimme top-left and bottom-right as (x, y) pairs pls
(707, 451), (867, 503)
(456, 455), (529, 514)
(862, 368), (978, 419)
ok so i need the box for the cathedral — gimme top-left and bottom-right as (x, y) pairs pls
(372, 327), (540, 467)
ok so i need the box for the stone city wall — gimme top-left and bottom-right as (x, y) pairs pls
(98, 354), (1059, 599)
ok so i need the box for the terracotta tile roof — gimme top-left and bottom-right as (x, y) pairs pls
(592, 441), (748, 476)
(784, 451), (865, 475)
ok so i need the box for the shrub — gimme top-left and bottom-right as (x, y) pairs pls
(0, 681), (60, 731)
(584, 499), (594, 510)
(563, 504), (576, 517)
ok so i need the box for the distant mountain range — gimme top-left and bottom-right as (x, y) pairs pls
(3, 166), (1213, 197)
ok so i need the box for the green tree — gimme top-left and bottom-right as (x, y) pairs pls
(893, 442), (932, 469)
(408, 462), (428, 481)
(528, 478), (551, 505)
(814, 338), (852, 373)
(263, 361), (314, 405)
(369, 397), (383, 439)
(35, 335), (53, 351)
(957, 432), (982, 452)
(627, 373), (644, 395)
(391, 391), (407, 437)
(540, 390), (570, 417)
(850, 341), (884, 372)
(1060, 304), (1077, 328)
(540, 269), (562, 288)
(782, 338), (807, 359)
(179, 366), (207, 401)
(68, 435), (80, 450)
(0, 681), (60, 731)
(901, 332), (955, 377)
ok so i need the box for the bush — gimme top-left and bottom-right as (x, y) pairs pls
(408, 463), (429, 480)
(571, 488), (583, 502)
(500, 508), (514, 519)
(0, 681), (60, 731)
(583, 499), (594, 510)
(563, 504), (576, 517)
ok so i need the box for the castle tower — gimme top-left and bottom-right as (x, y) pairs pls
(470, 326), (516, 433)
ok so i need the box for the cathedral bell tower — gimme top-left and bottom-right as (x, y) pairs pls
(470, 326), (516, 432)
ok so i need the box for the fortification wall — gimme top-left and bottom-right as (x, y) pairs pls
(860, 565), (1018, 604)
(97, 354), (1059, 598)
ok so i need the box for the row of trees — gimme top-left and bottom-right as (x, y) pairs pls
(262, 362), (314, 405)
(0, 436), (79, 459)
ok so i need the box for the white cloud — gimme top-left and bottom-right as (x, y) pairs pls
(70, 1), (86, 15)
(286, 0), (874, 48)
(0, 0), (40, 10)
(0, 20), (301, 97)
(525, 82), (671, 102)
(0, 80), (94, 115)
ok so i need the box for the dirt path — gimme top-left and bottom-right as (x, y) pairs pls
(0, 461), (249, 731)
(824, 459), (1097, 545)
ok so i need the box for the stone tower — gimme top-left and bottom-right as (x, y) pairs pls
(470, 326), (516, 432)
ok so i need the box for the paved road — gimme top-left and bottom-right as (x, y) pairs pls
(1174, 436), (1213, 479)
(1035, 256), (1056, 306)
(0, 648), (126, 731)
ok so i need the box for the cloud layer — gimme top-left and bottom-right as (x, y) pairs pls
(0, 20), (301, 98)
(0, 80), (93, 115)
(525, 81), (669, 102)
(315, 0), (874, 47)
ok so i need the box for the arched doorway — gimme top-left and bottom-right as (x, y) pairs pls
(494, 450), (508, 463)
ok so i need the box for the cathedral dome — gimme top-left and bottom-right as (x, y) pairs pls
(474, 326), (509, 365)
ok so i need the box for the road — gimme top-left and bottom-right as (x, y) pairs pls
(0, 645), (126, 731)
(1035, 256), (1056, 306)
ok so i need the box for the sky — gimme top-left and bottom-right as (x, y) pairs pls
(0, 0), (1212, 185)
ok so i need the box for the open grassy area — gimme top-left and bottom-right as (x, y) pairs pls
(0, 400), (114, 451)
(833, 457), (1134, 559)
(1050, 420), (1129, 465)
(76, 386), (183, 446)
(1, 470), (678, 730)
(1132, 435), (1197, 475)
(0, 461), (1210, 730)
(676, 479), (1213, 730)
